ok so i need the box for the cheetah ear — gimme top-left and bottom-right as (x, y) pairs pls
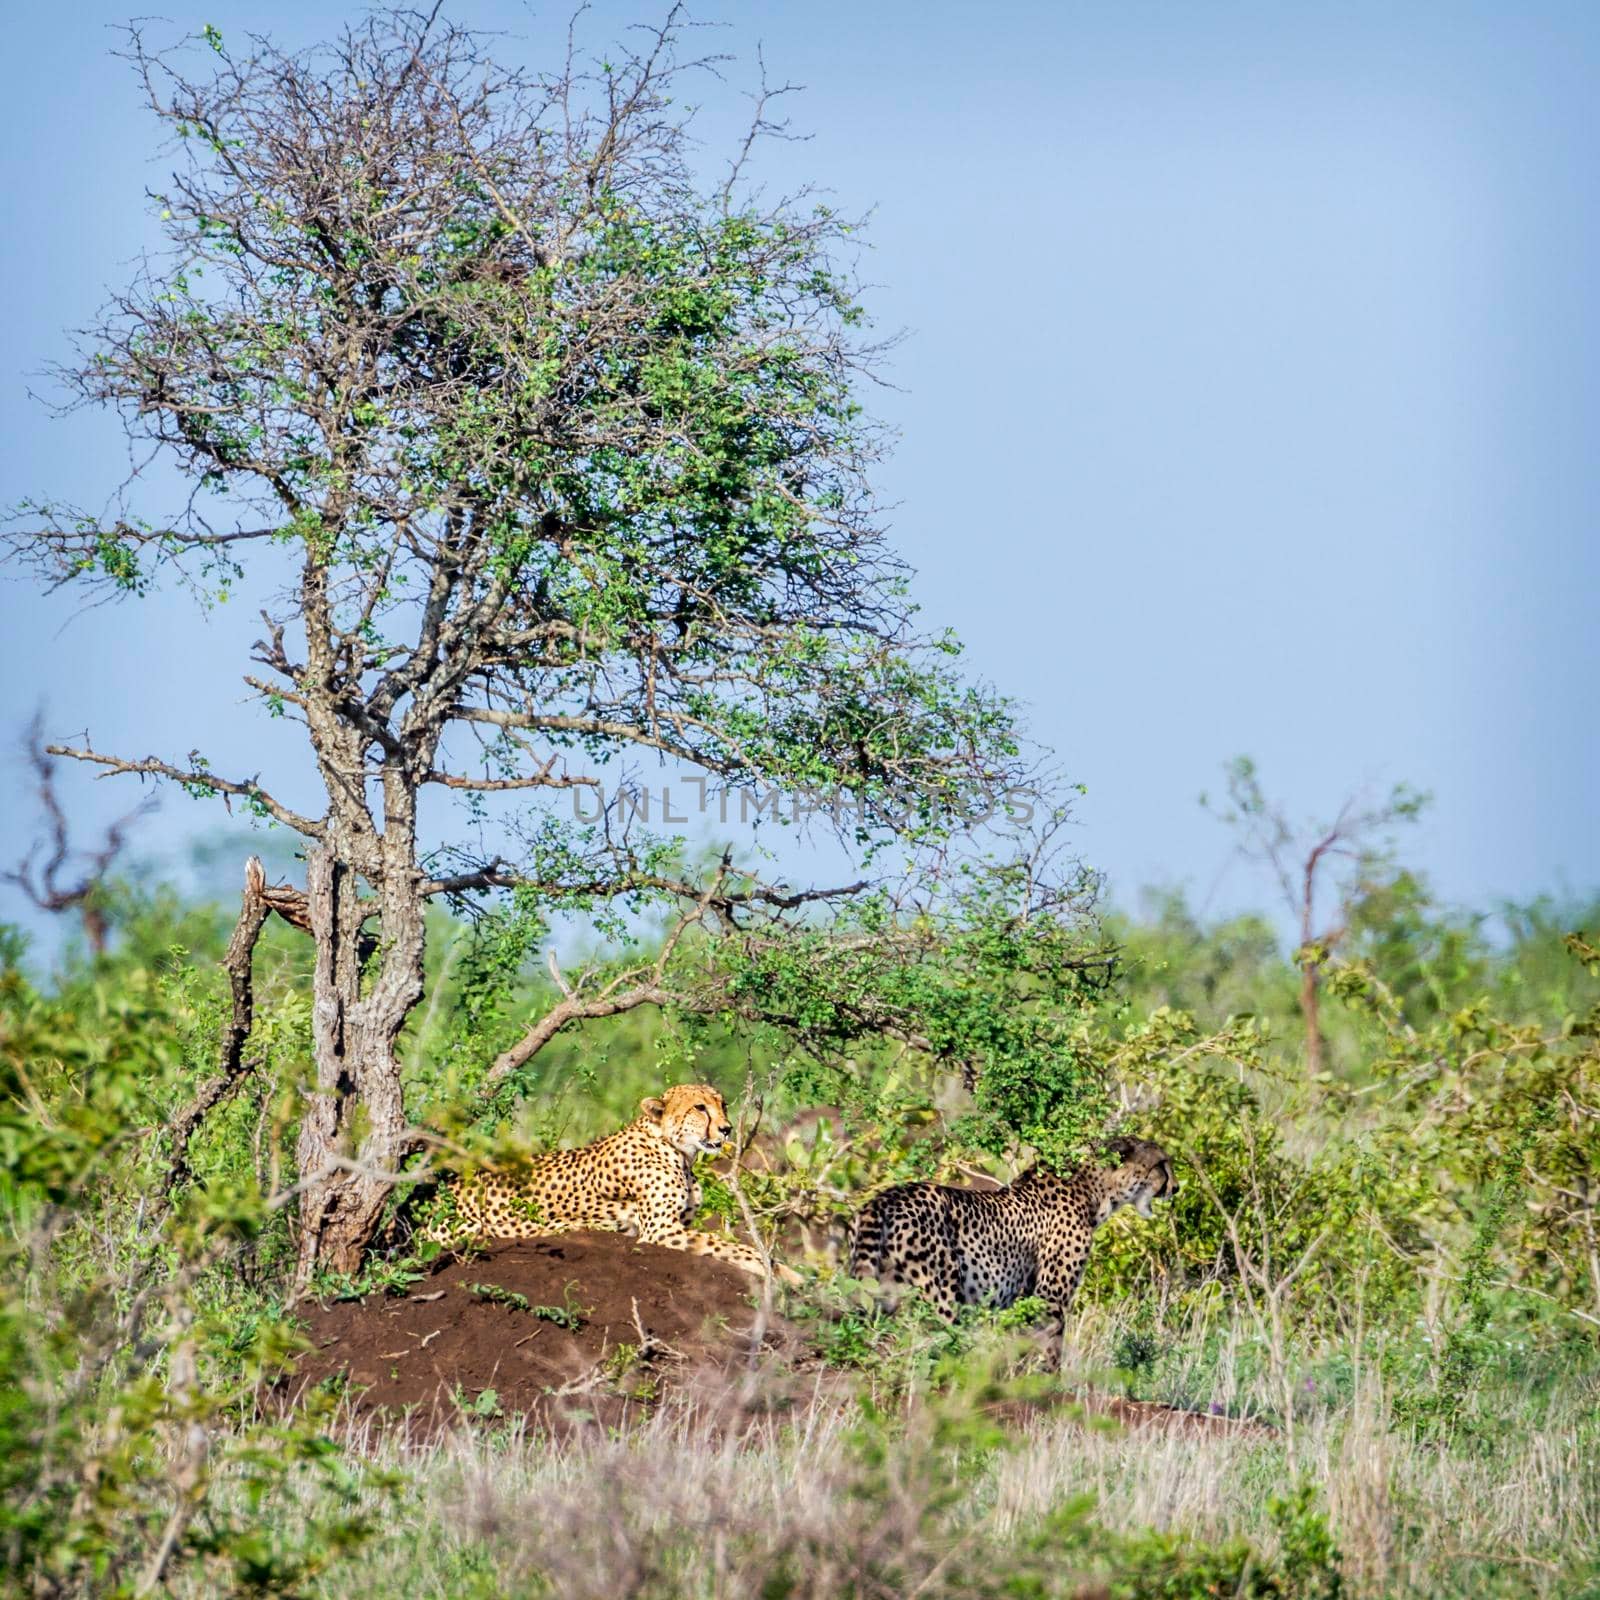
(640, 1095), (666, 1123)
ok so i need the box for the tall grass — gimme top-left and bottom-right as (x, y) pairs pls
(167, 1304), (1600, 1600)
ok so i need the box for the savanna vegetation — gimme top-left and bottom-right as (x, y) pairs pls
(4, 809), (1598, 1598)
(3, 10), (1598, 1599)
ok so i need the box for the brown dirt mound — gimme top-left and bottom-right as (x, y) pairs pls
(286, 1236), (1271, 1447)
(288, 1233), (783, 1432)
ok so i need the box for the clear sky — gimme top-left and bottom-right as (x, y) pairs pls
(2, 0), (1597, 953)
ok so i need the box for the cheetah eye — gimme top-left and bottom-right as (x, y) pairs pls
(695, 1104), (707, 1114)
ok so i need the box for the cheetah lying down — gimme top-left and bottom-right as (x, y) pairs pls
(848, 1137), (1177, 1321)
(422, 1083), (794, 1281)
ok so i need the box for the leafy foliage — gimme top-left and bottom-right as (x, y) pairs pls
(0, 933), (396, 1594)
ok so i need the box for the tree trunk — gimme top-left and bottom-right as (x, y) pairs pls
(1299, 853), (1326, 1083)
(1300, 959), (1324, 1081)
(82, 897), (109, 959)
(292, 835), (427, 1286)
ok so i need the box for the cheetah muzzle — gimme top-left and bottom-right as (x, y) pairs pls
(848, 1136), (1177, 1322)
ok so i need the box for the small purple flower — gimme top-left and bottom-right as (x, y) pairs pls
(1210, 1401), (1224, 1415)
(1304, 1377), (1317, 1394)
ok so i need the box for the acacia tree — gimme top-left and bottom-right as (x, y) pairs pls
(8, 10), (1092, 1280)
(1204, 756), (1426, 1079)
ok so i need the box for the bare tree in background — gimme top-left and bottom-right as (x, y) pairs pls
(3, 712), (155, 957)
(1204, 757), (1427, 1080)
(5, 10), (1092, 1281)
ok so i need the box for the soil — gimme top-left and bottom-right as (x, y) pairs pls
(288, 1233), (786, 1433)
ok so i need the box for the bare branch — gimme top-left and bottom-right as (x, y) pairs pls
(484, 980), (680, 1085)
(423, 766), (598, 793)
(163, 856), (322, 1196)
(2, 711), (155, 953)
(46, 744), (323, 838)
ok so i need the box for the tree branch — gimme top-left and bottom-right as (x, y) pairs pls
(423, 766), (598, 793)
(3, 711), (156, 953)
(164, 857), (316, 1196)
(46, 745), (323, 837)
(484, 981), (682, 1086)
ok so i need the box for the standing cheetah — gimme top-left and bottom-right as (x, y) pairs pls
(422, 1083), (791, 1280)
(848, 1137), (1176, 1321)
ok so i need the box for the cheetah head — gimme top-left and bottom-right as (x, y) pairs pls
(640, 1083), (734, 1157)
(1097, 1137), (1178, 1221)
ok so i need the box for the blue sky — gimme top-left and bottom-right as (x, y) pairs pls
(2, 1), (1597, 952)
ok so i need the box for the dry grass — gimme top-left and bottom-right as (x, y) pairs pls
(175, 1306), (1600, 1600)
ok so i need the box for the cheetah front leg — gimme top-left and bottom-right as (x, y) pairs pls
(645, 1225), (794, 1281)
(530, 1198), (637, 1237)
(426, 1194), (636, 1247)
(634, 1198), (799, 1284)
(1033, 1250), (1089, 1349)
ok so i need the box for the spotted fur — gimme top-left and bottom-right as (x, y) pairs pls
(422, 1084), (788, 1280)
(848, 1137), (1177, 1321)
